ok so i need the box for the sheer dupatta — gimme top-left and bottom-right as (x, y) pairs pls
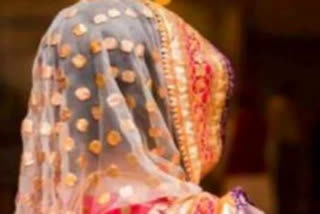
(15, 0), (265, 214)
(15, 1), (201, 213)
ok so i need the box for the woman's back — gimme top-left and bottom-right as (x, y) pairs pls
(15, 1), (263, 213)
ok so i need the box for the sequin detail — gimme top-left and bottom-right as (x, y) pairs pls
(110, 66), (120, 77)
(72, 24), (88, 37)
(51, 92), (63, 106)
(126, 153), (138, 166)
(96, 73), (105, 88)
(120, 40), (134, 53)
(75, 87), (91, 101)
(60, 107), (72, 121)
(90, 40), (103, 54)
(42, 65), (53, 79)
(142, 7), (153, 18)
(49, 33), (62, 46)
(125, 8), (137, 18)
(106, 130), (122, 146)
(145, 100), (157, 113)
(63, 137), (75, 152)
(121, 70), (136, 83)
(134, 44), (145, 57)
(105, 164), (120, 177)
(107, 93), (123, 107)
(76, 118), (89, 133)
(40, 122), (52, 136)
(93, 14), (108, 24)
(108, 8), (121, 18)
(72, 54), (88, 69)
(64, 173), (77, 187)
(89, 140), (102, 155)
(120, 119), (136, 131)
(104, 37), (118, 50)
(59, 44), (72, 58)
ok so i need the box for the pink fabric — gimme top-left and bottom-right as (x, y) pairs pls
(84, 196), (169, 214)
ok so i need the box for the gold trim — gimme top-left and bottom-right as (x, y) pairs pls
(176, 22), (230, 177)
(204, 47), (230, 176)
(142, 1), (201, 183)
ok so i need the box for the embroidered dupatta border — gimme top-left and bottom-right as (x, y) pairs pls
(141, 0), (232, 182)
(141, 1), (201, 183)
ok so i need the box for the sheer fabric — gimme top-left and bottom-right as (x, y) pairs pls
(15, 0), (264, 214)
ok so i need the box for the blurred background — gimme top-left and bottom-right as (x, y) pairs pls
(0, 0), (320, 213)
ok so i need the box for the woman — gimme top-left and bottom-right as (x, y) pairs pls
(15, 0), (264, 213)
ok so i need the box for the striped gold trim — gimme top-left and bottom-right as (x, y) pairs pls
(204, 47), (230, 175)
(142, 1), (201, 183)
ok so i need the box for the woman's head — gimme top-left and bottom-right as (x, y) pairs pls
(16, 0), (232, 212)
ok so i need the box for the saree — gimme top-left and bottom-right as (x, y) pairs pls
(15, 0), (264, 213)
